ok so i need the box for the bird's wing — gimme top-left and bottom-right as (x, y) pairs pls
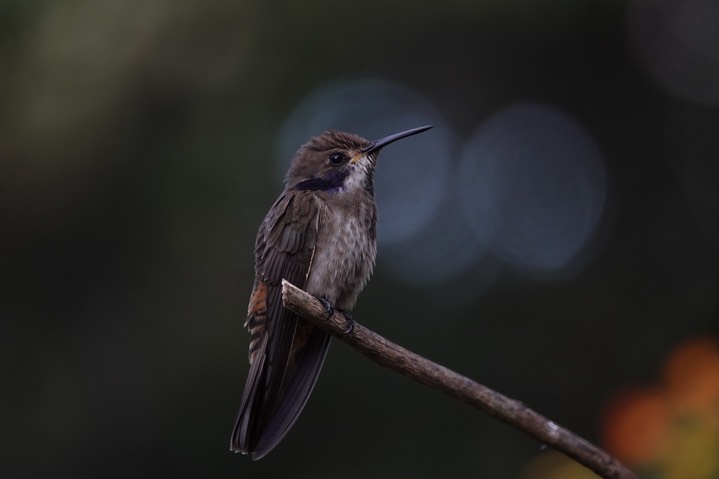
(230, 190), (331, 459)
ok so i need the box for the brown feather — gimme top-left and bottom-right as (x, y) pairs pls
(231, 126), (430, 459)
(230, 189), (330, 459)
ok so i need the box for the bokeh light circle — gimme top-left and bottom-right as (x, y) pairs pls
(629, 0), (719, 105)
(457, 104), (608, 276)
(276, 77), (454, 247)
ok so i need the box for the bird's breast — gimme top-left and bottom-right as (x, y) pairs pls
(304, 198), (377, 311)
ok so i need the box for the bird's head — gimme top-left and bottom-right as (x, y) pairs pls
(285, 125), (432, 195)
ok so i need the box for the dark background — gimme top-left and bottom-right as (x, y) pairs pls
(2, 1), (718, 478)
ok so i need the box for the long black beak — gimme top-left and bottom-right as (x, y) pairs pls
(361, 125), (433, 154)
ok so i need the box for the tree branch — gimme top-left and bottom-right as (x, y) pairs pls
(281, 280), (638, 479)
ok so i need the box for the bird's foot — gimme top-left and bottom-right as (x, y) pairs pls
(318, 297), (334, 318)
(337, 309), (355, 335)
(316, 298), (354, 334)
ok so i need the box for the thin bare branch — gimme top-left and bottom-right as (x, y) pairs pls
(281, 280), (639, 479)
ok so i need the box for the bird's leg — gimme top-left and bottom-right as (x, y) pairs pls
(318, 297), (334, 318)
(336, 309), (355, 335)
(315, 297), (355, 335)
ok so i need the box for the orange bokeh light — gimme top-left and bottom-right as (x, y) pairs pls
(600, 335), (719, 473)
(601, 387), (671, 466)
(663, 336), (719, 413)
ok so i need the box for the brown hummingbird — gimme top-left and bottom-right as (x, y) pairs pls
(230, 125), (432, 459)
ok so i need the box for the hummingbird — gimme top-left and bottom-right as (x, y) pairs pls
(230, 125), (433, 459)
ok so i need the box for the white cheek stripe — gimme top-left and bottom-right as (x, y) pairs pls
(342, 155), (371, 192)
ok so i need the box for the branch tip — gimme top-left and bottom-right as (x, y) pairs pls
(280, 282), (637, 479)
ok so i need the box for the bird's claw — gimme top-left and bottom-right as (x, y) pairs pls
(319, 297), (334, 318)
(317, 297), (354, 334)
(342, 318), (355, 335)
(317, 298), (355, 334)
(338, 309), (355, 335)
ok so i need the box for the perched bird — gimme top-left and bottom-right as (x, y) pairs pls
(230, 125), (432, 459)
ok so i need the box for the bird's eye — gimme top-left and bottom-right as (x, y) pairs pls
(328, 152), (346, 165)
